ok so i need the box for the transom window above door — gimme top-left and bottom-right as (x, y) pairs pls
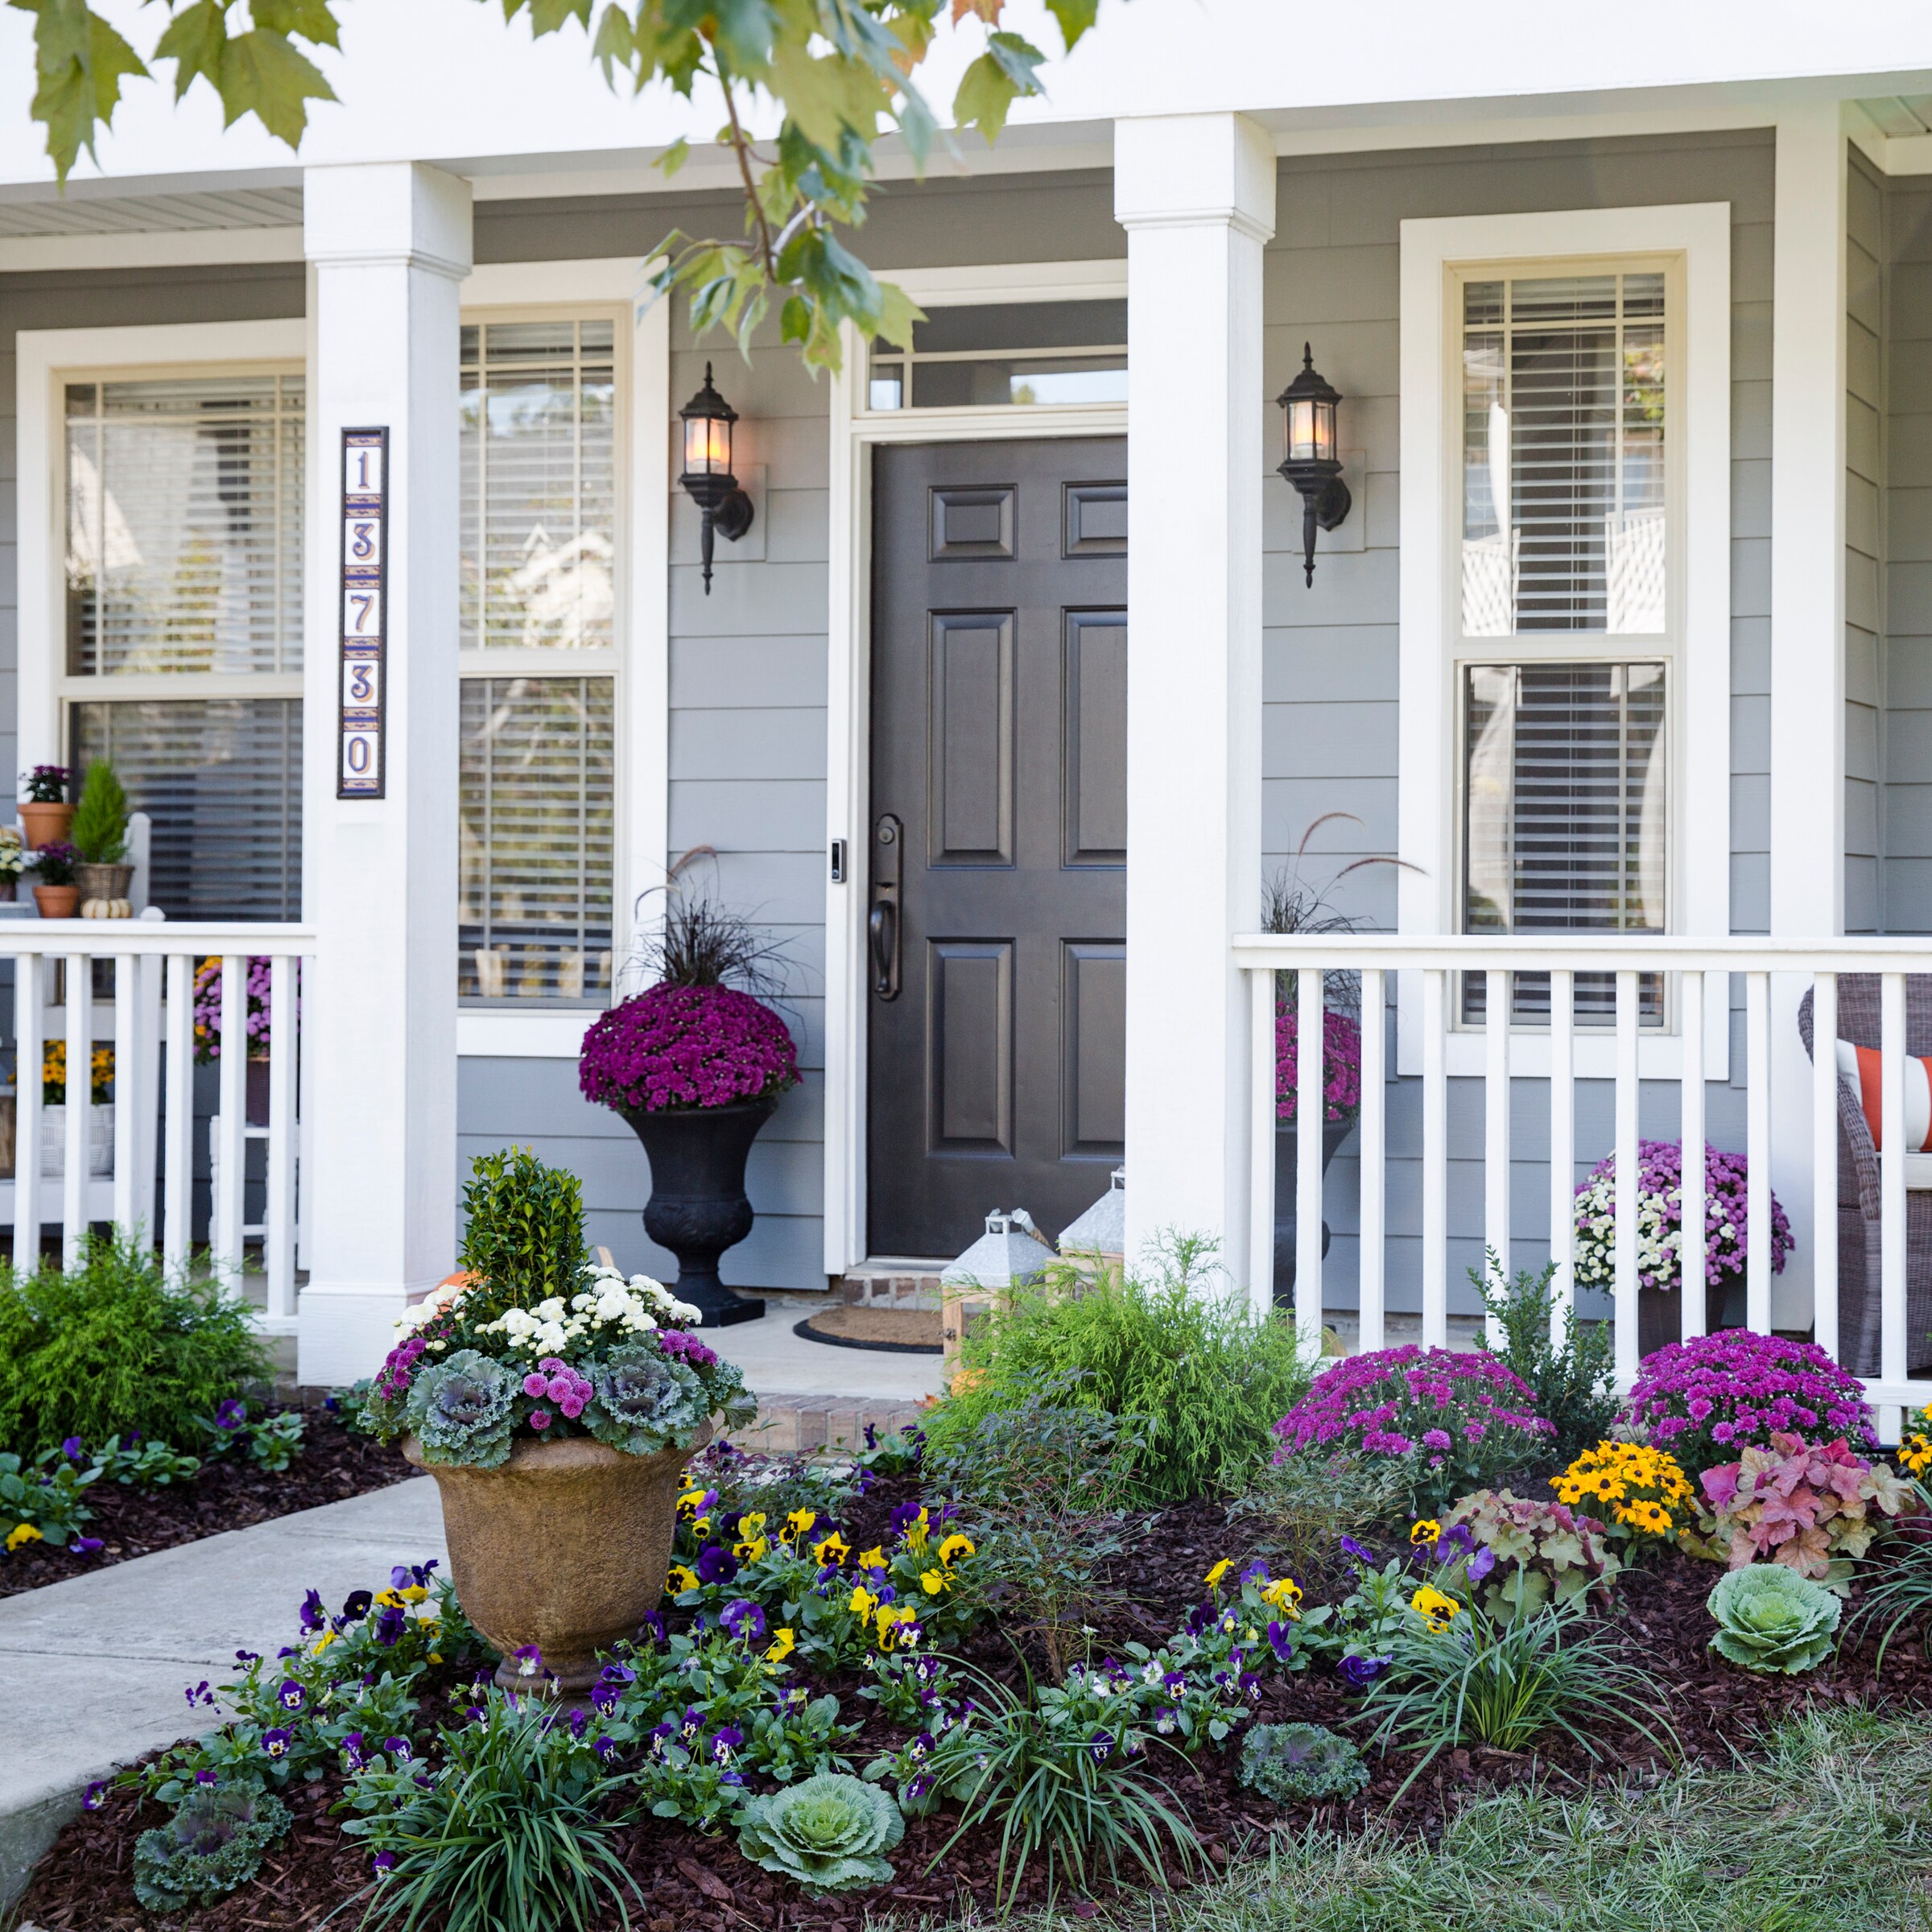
(1459, 270), (1669, 639)
(866, 299), (1126, 411)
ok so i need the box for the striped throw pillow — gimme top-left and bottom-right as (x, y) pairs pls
(1835, 1039), (1932, 1152)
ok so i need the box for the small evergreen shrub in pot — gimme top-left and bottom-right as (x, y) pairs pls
(361, 1149), (756, 1690)
(1272, 1346), (1554, 1516)
(579, 880), (799, 1326)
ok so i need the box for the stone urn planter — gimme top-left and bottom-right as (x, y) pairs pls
(404, 1423), (708, 1692)
(1273, 1116), (1356, 1306)
(618, 1096), (776, 1327)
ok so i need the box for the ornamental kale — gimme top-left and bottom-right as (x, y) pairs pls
(1275, 1004), (1363, 1124)
(405, 1351), (518, 1468)
(585, 1342), (709, 1455)
(1440, 1489), (1620, 1616)
(1700, 1433), (1919, 1587)
(1573, 1138), (1792, 1302)
(1272, 1347), (1554, 1517)
(1707, 1563), (1841, 1674)
(579, 982), (799, 1114)
(735, 1773), (905, 1894)
(1622, 1330), (1876, 1471)
(131, 1781), (291, 1913)
(1239, 1722), (1369, 1803)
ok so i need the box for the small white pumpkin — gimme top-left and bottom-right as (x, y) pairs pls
(80, 898), (133, 919)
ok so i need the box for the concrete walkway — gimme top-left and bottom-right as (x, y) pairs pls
(0, 1478), (448, 1905)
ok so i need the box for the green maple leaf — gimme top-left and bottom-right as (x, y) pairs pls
(1042, 0), (1098, 49)
(215, 30), (336, 144)
(250, 0), (342, 45)
(952, 30), (1043, 143)
(11, 0), (150, 178)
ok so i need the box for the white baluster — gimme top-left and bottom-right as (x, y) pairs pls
(1678, 969), (1707, 1343)
(1248, 966), (1276, 1322)
(63, 953), (89, 1269)
(1422, 968), (1447, 1348)
(1358, 967), (1386, 1354)
(112, 953), (136, 1236)
(1613, 970), (1641, 1389)
(265, 955), (296, 1326)
(1882, 972), (1908, 1434)
(1295, 964), (1325, 1358)
(1548, 967), (1575, 1342)
(213, 952), (247, 1294)
(13, 955), (42, 1268)
(163, 954), (192, 1277)
(1811, 972), (1839, 1362)
(1483, 968), (1511, 1340)
(1746, 970), (1771, 1334)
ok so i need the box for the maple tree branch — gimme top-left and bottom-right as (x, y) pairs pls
(719, 76), (781, 279)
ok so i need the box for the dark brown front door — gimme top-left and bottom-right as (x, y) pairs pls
(866, 439), (1126, 1259)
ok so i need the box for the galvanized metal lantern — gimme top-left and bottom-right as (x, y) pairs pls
(677, 363), (754, 593)
(940, 1208), (1058, 1296)
(1276, 343), (1352, 586)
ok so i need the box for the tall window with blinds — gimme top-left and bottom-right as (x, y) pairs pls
(63, 374), (304, 920)
(457, 316), (620, 1005)
(1455, 262), (1674, 1026)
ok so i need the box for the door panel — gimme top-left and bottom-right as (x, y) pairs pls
(868, 438), (1126, 1258)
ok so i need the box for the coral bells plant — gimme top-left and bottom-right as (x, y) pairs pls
(1699, 1433), (1919, 1587)
(1622, 1330), (1877, 1472)
(1572, 1138), (1792, 1303)
(1274, 1004), (1363, 1125)
(1272, 1347), (1554, 1516)
(579, 982), (799, 1115)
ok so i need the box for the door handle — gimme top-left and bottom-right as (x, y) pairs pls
(871, 814), (902, 1000)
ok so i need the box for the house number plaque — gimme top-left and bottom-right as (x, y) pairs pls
(337, 427), (388, 798)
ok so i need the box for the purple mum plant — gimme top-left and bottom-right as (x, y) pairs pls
(1622, 1330), (1876, 1472)
(1275, 1005), (1363, 1125)
(1273, 1346), (1554, 1515)
(580, 983), (798, 1114)
(1573, 1138), (1792, 1301)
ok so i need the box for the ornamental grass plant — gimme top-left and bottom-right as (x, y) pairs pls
(0, 1233), (267, 1459)
(929, 1236), (1311, 1505)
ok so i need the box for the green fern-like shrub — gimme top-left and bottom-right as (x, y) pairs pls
(69, 757), (130, 865)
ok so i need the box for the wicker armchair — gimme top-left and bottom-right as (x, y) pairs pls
(1798, 976), (1932, 1377)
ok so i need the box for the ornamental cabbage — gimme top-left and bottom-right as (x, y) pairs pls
(1699, 1432), (1919, 1587)
(734, 1772), (904, 1893)
(404, 1351), (518, 1468)
(585, 1343), (711, 1455)
(1707, 1563), (1840, 1674)
(1239, 1721), (1369, 1803)
(131, 1782), (291, 1913)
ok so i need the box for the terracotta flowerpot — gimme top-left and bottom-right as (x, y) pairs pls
(19, 803), (73, 851)
(32, 885), (79, 919)
(403, 1426), (706, 1691)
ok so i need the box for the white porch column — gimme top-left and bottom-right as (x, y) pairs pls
(1115, 114), (1275, 1284)
(296, 163), (471, 1385)
(1768, 104), (1849, 1329)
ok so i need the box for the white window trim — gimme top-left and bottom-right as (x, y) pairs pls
(452, 258), (669, 1059)
(824, 257), (1129, 1274)
(1396, 204), (1732, 1080)
(16, 319), (310, 791)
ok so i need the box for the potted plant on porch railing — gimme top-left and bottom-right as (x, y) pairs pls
(578, 857), (799, 1328)
(18, 763), (72, 852)
(193, 957), (282, 1125)
(360, 1147), (754, 1690)
(69, 758), (134, 916)
(41, 1038), (114, 1177)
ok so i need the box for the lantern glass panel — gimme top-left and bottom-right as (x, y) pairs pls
(1286, 397), (1318, 462)
(683, 413), (730, 476)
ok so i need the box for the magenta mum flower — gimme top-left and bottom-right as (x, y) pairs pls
(1275, 1004), (1364, 1125)
(579, 983), (798, 1113)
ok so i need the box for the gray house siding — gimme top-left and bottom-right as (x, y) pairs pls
(1261, 131), (1773, 1316)
(1848, 152), (1885, 934)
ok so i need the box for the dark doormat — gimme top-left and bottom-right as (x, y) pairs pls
(794, 1305), (944, 1356)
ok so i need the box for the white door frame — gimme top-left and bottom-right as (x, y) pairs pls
(822, 258), (1129, 1274)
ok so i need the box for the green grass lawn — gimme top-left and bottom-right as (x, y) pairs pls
(905, 1707), (1932, 1932)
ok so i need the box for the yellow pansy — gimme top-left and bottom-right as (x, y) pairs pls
(920, 1568), (948, 1596)
(812, 1531), (850, 1567)
(849, 1585), (881, 1623)
(1410, 1519), (1441, 1546)
(400, 1585), (429, 1604)
(1262, 1576), (1303, 1616)
(900, 1509), (931, 1553)
(858, 1546), (887, 1572)
(737, 1512), (767, 1538)
(4, 1522), (43, 1553)
(1204, 1558), (1233, 1588)
(312, 1630), (337, 1656)
(764, 1627), (796, 1664)
(875, 1605), (919, 1650)
(1410, 1585), (1461, 1633)
(784, 1509), (818, 1541)
(374, 1588), (407, 1609)
(667, 1563), (700, 1595)
(735, 1536), (770, 1563)
(937, 1533), (976, 1567)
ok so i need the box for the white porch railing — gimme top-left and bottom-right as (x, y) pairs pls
(1238, 934), (1932, 1439)
(2, 921), (314, 1334)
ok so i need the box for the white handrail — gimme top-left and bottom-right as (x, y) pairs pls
(1243, 931), (1932, 1437)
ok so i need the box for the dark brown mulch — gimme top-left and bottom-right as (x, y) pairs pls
(23, 1471), (1932, 1931)
(0, 1413), (413, 1599)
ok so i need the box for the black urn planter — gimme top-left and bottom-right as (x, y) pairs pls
(1272, 1115), (1356, 1308)
(617, 1096), (777, 1328)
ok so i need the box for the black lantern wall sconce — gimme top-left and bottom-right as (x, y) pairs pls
(678, 362), (755, 593)
(1276, 343), (1352, 586)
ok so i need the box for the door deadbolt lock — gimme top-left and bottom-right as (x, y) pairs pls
(870, 813), (902, 1000)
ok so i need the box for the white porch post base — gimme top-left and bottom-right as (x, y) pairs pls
(295, 163), (471, 1386)
(1114, 114), (1274, 1286)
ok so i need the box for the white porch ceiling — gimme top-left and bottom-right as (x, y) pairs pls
(0, 185), (301, 238)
